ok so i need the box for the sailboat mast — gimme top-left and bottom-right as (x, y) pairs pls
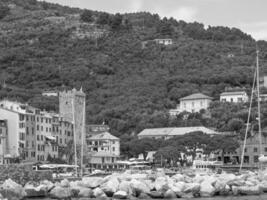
(72, 98), (78, 176)
(80, 99), (85, 176)
(256, 50), (262, 156)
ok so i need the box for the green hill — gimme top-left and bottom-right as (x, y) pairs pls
(1, 0), (267, 136)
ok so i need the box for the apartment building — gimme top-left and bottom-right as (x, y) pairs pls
(0, 100), (74, 163)
(87, 132), (120, 167)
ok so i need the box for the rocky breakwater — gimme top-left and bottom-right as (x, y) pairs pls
(1, 170), (267, 199)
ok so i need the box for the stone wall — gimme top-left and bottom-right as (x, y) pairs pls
(0, 164), (52, 185)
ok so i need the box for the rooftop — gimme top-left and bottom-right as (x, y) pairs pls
(138, 126), (219, 137)
(220, 91), (247, 96)
(88, 132), (119, 140)
(180, 93), (213, 101)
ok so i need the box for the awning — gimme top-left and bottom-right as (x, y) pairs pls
(45, 135), (56, 141)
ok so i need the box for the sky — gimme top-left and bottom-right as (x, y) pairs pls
(42, 0), (267, 40)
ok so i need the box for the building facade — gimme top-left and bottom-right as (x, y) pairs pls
(0, 119), (8, 164)
(0, 100), (76, 163)
(86, 132), (120, 166)
(220, 91), (248, 103)
(169, 93), (213, 115)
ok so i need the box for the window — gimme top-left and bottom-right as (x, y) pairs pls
(254, 155), (259, 163)
(26, 127), (29, 135)
(37, 117), (39, 122)
(32, 128), (34, 135)
(265, 147), (267, 152)
(37, 135), (39, 141)
(237, 97), (242, 102)
(192, 102), (194, 107)
(41, 118), (43, 123)
(46, 127), (48, 132)
(230, 98), (233, 102)
(112, 147), (115, 151)
(60, 138), (62, 144)
(41, 126), (43, 131)
(26, 141), (29, 147)
(37, 125), (39, 131)
(41, 135), (43, 141)
(244, 148), (247, 153)
(32, 141), (34, 148)
(254, 147), (258, 152)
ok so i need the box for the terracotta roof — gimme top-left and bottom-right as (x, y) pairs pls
(180, 93), (213, 101)
(88, 132), (119, 140)
(138, 126), (219, 137)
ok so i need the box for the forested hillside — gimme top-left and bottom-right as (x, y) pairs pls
(1, 0), (267, 137)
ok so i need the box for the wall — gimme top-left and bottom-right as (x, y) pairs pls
(179, 99), (211, 113)
(220, 94), (248, 103)
(0, 108), (20, 157)
(0, 164), (52, 185)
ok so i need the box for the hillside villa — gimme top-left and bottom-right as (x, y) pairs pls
(220, 90), (248, 103)
(169, 93), (213, 116)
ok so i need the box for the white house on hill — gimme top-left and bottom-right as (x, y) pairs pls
(220, 91), (248, 103)
(169, 93), (213, 115)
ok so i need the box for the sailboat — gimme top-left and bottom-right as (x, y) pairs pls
(240, 50), (267, 172)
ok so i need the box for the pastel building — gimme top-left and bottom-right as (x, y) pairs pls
(220, 91), (248, 103)
(0, 119), (9, 164)
(169, 93), (213, 115)
(87, 132), (120, 166)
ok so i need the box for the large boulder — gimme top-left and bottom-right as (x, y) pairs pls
(260, 181), (267, 192)
(154, 177), (169, 192)
(0, 178), (26, 200)
(163, 189), (177, 199)
(148, 191), (163, 199)
(200, 180), (215, 197)
(235, 185), (262, 195)
(130, 179), (150, 196)
(113, 190), (128, 199)
(81, 177), (104, 188)
(24, 182), (47, 197)
(40, 180), (54, 192)
(169, 181), (185, 197)
(93, 187), (107, 198)
(171, 174), (184, 182)
(49, 186), (72, 199)
(138, 192), (151, 199)
(100, 177), (120, 197)
(214, 180), (231, 196)
(119, 181), (134, 196)
(60, 179), (70, 188)
(78, 187), (93, 197)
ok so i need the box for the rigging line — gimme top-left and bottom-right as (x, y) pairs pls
(239, 68), (257, 173)
(256, 50), (263, 168)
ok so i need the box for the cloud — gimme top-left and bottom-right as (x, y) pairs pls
(238, 22), (267, 40)
(164, 6), (197, 22)
(130, 0), (143, 12)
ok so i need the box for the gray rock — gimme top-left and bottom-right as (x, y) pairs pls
(113, 190), (128, 199)
(100, 177), (120, 197)
(138, 192), (151, 199)
(24, 182), (47, 197)
(0, 178), (26, 200)
(148, 191), (163, 198)
(163, 189), (177, 199)
(81, 177), (104, 188)
(49, 186), (72, 199)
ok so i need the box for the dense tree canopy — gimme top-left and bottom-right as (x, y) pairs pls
(0, 0), (267, 139)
